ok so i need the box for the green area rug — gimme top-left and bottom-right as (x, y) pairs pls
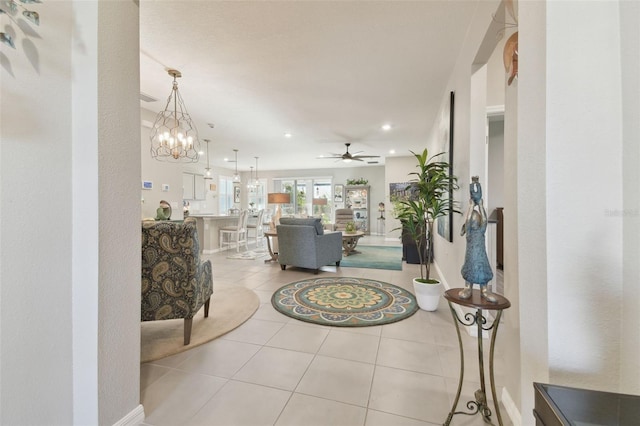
(340, 245), (403, 271)
(272, 277), (418, 327)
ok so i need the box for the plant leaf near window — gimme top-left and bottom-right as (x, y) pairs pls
(346, 178), (368, 186)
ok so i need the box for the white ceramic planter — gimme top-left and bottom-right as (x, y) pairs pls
(412, 278), (443, 311)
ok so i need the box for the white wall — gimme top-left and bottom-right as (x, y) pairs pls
(426, 0), (501, 294)
(503, 26), (523, 418)
(1, 0), (75, 421)
(1, 1), (142, 424)
(620, 0), (640, 395)
(486, 21), (507, 109)
(73, 2), (100, 421)
(516, 0), (639, 420)
(96, 2), (142, 424)
(545, 0), (623, 390)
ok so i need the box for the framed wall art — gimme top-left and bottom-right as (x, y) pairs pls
(437, 91), (455, 242)
(234, 186), (241, 203)
(334, 184), (344, 203)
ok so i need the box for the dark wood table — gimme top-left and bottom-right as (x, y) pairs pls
(534, 382), (640, 425)
(443, 288), (511, 426)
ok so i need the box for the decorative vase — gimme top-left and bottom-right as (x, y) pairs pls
(412, 278), (443, 311)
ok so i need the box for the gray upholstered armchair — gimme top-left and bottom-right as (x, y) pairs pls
(276, 218), (342, 274)
(141, 217), (213, 345)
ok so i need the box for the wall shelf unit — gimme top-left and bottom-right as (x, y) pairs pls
(345, 185), (370, 234)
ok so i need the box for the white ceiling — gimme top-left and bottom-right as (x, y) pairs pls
(139, 1), (481, 172)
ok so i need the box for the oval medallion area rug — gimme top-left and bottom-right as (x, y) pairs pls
(272, 277), (418, 327)
(141, 287), (259, 363)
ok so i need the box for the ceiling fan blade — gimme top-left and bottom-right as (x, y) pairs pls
(318, 142), (378, 162)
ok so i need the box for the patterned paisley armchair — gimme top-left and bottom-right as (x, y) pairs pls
(141, 217), (213, 345)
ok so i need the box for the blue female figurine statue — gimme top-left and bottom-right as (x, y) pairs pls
(459, 176), (497, 303)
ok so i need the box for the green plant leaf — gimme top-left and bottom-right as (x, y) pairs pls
(393, 148), (460, 280)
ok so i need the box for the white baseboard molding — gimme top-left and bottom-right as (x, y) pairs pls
(112, 404), (145, 426)
(501, 387), (522, 426)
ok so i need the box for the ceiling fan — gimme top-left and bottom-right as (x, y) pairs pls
(319, 143), (380, 163)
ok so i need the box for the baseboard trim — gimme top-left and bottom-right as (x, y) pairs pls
(112, 404), (145, 426)
(501, 387), (522, 426)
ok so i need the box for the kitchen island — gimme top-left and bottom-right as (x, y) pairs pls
(189, 214), (241, 254)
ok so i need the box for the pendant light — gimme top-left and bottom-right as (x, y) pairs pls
(232, 149), (240, 182)
(247, 166), (255, 189)
(203, 139), (212, 180)
(254, 157), (260, 187)
(149, 69), (200, 162)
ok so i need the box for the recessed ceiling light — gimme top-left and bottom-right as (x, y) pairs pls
(381, 123), (392, 131)
(284, 132), (292, 138)
(198, 150), (205, 155)
(389, 149), (396, 154)
(224, 157), (230, 162)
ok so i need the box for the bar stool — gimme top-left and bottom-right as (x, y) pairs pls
(219, 210), (248, 252)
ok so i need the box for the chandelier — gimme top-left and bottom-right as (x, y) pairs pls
(203, 139), (213, 180)
(149, 69), (201, 162)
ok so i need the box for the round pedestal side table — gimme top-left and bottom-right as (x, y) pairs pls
(263, 230), (278, 263)
(443, 289), (511, 426)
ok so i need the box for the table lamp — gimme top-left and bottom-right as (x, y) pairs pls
(268, 192), (291, 229)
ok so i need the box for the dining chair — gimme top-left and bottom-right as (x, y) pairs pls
(261, 208), (273, 232)
(246, 209), (265, 247)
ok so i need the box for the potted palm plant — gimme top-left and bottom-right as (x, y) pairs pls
(394, 148), (460, 311)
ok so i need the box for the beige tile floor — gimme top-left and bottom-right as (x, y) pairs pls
(140, 236), (512, 426)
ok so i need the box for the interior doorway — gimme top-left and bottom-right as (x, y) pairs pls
(487, 111), (505, 294)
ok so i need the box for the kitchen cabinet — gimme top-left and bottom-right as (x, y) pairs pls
(183, 173), (205, 200)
